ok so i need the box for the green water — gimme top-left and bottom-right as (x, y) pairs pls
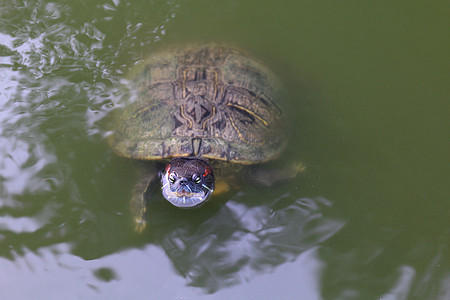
(0, 0), (448, 299)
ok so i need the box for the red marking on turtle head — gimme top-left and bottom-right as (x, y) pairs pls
(165, 164), (171, 174)
(203, 166), (212, 177)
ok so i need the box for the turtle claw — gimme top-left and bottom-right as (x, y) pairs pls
(132, 206), (147, 233)
(134, 217), (147, 233)
(292, 161), (306, 175)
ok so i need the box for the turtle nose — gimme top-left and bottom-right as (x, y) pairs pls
(179, 178), (188, 186)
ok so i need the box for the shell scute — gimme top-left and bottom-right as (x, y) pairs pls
(110, 44), (286, 164)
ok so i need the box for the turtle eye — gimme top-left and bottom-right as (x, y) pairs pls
(169, 172), (176, 184)
(193, 174), (202, 184)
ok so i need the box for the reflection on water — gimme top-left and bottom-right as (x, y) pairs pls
(0, 194), (338, 298)
(159, 195), (343, 292)
(0, 243), (324, 299)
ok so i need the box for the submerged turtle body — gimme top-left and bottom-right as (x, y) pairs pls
(109, 44), (292, 227)
(110, 44), (286, 165)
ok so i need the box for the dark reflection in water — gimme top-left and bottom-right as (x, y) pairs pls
(152, 194), (343, 292)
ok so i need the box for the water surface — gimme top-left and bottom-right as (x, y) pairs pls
(0, 0), (448, 299)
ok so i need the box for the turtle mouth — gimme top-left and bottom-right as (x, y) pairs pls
(162, 189), (211, 208)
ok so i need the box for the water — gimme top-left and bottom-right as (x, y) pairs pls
(0, 0), (448, 299)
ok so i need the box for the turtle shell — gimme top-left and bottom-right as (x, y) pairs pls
(110, 44), (286, 164)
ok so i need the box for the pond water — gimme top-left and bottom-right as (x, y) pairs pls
(0, 0), (448, 299)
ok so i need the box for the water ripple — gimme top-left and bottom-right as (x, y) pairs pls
(160, 193), (345, 292)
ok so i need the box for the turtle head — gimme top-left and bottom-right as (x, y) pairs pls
(161, 157), (215, 208)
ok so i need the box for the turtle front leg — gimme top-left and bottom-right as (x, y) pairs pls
(130, 170), (160, 233)
(249, 161), (306, 187)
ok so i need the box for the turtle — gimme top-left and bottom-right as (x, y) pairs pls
(108, 44), (304, 231)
